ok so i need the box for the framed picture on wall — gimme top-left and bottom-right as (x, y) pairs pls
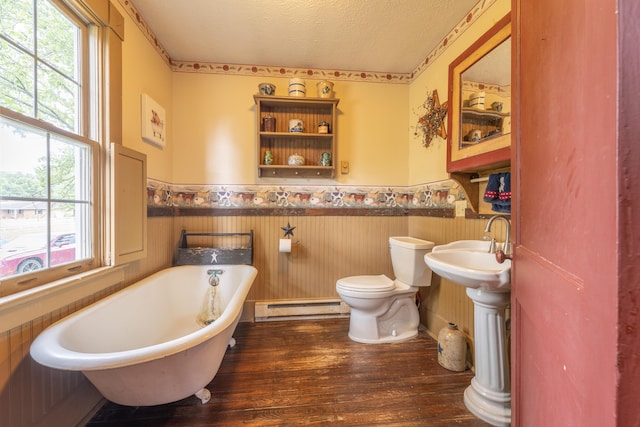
(141, 93), (166, 148)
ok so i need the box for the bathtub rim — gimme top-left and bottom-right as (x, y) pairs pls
(30, 264), (257, 371)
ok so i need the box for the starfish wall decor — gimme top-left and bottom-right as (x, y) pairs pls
(281, 222), (296, 238)
(414, 89), (448, 148)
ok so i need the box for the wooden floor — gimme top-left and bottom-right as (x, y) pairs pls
(86, 318), (490, 426)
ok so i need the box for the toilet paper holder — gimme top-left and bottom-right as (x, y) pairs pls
(279, 238), (292, 253)
(279, 222), (297, 253)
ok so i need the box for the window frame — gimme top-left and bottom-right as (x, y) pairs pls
(0, 0), (105, 297)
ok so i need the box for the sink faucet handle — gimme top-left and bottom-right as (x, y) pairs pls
(488, 238), (497, 253)
(495, 249), (512, 264)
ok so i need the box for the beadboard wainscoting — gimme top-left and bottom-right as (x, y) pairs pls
(172, 215), (406, 302)
(0, 213), (507, 426)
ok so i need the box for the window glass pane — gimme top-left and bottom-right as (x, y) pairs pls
(0, 118), (47, 199)
(0, 0), (34, 53)
(49, 136), (89, 201)
(49, 139), (76, 200)
(60, 200), (91, 259)
(0, 222), (49, 275)
(48, 229), (77, 268)
(37, 61), (78, 132)
(0, 38), (35, 116)
(0, 202), (87, 278)
(0, 116), (92, 279)
(37, 0), (78, 79)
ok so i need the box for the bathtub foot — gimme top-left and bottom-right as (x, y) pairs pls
(228, 337), (236, 348)
(195, 388), (211, 404)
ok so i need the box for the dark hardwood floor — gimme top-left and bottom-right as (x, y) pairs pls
(86, 318), (490, 426)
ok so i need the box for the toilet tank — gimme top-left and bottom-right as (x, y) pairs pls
(389, 236), (435, 286)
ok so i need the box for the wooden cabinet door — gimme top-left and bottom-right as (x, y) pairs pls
(110, 143), (147, 265)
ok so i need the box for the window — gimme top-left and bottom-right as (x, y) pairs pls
(0, 0), (102, 296)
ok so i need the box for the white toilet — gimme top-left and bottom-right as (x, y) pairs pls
(336, 236), (435, 344)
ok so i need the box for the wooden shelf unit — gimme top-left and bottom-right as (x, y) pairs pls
(460, 107), (510, 145)
(255, 95), (339, 178)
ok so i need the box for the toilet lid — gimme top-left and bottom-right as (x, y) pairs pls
(336, 275), (395, 292)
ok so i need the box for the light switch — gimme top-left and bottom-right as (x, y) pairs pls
(455, 200), (467, 217)
(340, 160), (349, 174)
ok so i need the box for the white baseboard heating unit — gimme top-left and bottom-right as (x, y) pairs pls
(254, 298), (350, 322)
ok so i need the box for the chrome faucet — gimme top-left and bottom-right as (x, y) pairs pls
(207, 269), (223, 287)
(484, 215), (512, 256)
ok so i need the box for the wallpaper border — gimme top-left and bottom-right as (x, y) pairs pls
(146, 179), (465, 217)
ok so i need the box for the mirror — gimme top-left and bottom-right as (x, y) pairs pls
(447, 14), (511, 173)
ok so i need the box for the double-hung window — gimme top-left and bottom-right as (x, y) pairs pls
(0, 0), (102, 296)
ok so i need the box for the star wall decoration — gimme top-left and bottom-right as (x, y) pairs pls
(414, 89), (448, 148)
(281, 222), (296, 238)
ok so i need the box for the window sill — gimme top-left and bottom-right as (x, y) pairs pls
(0, 266), (125, 334)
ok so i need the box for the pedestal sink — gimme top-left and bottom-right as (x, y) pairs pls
(425, 240), (511, 427)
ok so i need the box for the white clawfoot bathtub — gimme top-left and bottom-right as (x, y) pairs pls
(30, 264), (257, 406)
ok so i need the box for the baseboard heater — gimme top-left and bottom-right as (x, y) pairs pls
(254, 298), (350, 322)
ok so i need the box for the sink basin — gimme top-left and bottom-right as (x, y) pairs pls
(425, 241), (511, 290)
(431, 239), (493, 252)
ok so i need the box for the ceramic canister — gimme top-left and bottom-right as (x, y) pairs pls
(437, 323), (467, 372)
(289, 118), (304, 133)
(321, 152), (331, 166)
(288, 78), (306, 97)
(316, 80), (334, 98)
(258, 82), (276, 96)
(263, 150), (274, 165)
(317, 121), (329, 134)
(262, 114), (276, 132)
(466, 129), (482, 142)
(288, 153), (305, 165)
(469, 91), (486, 109)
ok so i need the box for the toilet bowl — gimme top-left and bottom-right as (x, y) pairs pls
(336, 236), (435, 344)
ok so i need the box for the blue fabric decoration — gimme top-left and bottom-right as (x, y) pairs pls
(484, 172), (511, 213)
(483, 174), (500, 203)
(498, 173), (511, 203)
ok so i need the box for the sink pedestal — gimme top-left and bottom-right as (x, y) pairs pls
(464, 288), (511, 427)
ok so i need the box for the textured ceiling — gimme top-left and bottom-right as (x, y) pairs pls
(129, 0), (479, 74)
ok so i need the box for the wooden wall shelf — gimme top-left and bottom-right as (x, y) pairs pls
(255, 95), (339, 178)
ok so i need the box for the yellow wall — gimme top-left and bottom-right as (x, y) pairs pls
(117, 1), (174, 182)
(408, 0), (511, 185)
(171, 74), (409, 186)
(119, 0), (510, 188)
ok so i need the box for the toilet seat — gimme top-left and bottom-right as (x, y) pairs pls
(336, 275), (395, 293)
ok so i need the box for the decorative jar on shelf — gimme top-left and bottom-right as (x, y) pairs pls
(317, 121), (330, 134)
(288, 78), (306, 97)
(289, 119), (304, 133)
(316, 80), (334, 98)
(321, 152), (331, 166)
(258, 82), (276, 96)
(263, 150), (274, 165)
(437, 323), (467, 372)
(288, 154), (305, 166)
(262, 114), (276, 132)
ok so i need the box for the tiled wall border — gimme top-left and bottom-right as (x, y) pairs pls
(146, 179), (465, 217)
(118, 0), (497, 83)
